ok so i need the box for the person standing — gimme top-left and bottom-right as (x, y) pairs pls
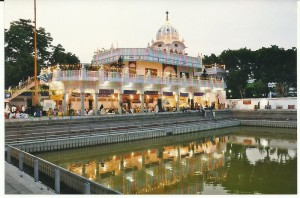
(21, 105), (25, 113)
(99, 104), (104, 112)
(155, 105), (159, 114)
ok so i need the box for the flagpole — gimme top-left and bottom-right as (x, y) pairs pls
(33, 0), (39, 106)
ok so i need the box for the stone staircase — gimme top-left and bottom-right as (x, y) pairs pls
(7, 77), (35, 101)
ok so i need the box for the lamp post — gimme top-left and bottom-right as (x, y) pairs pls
(33, 0), (39, 107)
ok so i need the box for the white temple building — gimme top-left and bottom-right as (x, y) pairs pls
(7, 12), (227, 115)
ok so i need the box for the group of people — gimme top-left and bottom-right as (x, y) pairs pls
(5, 104), (29, 119)
(123, 105), (160, 114)
(99, 104), (119, 115)
(97, 104), (160, 114)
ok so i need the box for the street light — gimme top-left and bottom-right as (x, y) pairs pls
(228, 90), (232, 98)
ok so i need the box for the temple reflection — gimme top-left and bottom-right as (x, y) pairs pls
(37, 127), (297, 194)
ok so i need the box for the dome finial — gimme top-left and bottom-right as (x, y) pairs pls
(166, 11), (169, 21)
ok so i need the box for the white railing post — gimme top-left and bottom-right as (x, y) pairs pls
(55, 168), (60, 194)
(7, 147), (11, 164)
(84, 182), (91, 194)
(34, 159), (39, 182)
(18, 152), (23, 172)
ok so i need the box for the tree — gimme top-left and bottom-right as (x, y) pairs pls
(49, 44), (80, 65)
(202, 46), (296, 98)
(5, 19), (53, 88)
(219, 48), (255, 98)
(5, 19), (81, 88)
(202, 53), (220, 64)
(245, 80), (268, 98)
(255, 46), (297, 97)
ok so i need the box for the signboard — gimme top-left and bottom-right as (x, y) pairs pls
(243, 100), (251, 105)
(194, 92), (204, 96)
(163, 92), (173, 96)
(180, 92), (189, 97)
(144, 91), (158, 95)
(43, 100), (55, 111)
(124, 90), (137, 95)
(99, 89), (114, 95)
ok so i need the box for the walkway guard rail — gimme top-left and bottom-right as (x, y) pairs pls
(240, 120), (296, 128)
(5, 115), (207, 145)
(6, 145), (121, 194)
(8, 119), (241, 153)
(5, 110), (230, 126)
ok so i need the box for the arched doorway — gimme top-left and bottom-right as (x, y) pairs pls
(163, 66), (176, 78)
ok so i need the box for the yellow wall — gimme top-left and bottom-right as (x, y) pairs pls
(135, 61), (163, 76)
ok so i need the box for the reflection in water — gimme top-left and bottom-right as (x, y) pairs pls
(36, 127), (297, 194)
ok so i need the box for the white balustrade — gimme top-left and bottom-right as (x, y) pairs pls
(54, 69), (225, 89)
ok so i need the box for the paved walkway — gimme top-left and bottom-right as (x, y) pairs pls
(5, 162), (55, 194)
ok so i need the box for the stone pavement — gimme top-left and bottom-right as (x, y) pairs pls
(5, 162), (55, 194)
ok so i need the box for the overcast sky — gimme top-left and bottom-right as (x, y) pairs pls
(4, 0), (297, 63)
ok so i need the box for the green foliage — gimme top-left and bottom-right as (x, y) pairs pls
(203, 46), (297, 98)
(5, 19), (80, 88)
(49, 44), (80, 65)
(202, 53), (219, 64)
(245, 80), (268, 98)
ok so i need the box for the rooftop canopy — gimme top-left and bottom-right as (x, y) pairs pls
(92, 48), (201, 68)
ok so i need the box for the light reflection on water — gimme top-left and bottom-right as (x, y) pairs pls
(35, 126), (297, 194)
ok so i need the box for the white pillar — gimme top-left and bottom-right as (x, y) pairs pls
(141, 93), (144, 113)
(63, 91), (67, 115)
(80, 90), (85, 115)
(176, 92), (180, 112)
(94, 90), (98, 115)
(119, 93), (123, 114)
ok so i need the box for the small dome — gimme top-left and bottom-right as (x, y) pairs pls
(156, 21), (179, 41)
(150, 11), (186, 53)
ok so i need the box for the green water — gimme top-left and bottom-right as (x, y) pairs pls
(35, 126), (297, 194)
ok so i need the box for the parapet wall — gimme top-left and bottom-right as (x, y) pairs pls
(230, 110), (297, 121)
(227, 97), (297, 110)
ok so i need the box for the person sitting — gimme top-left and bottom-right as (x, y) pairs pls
(88, 109), (94, 115)
(146, 69), (151, 77)
(15, 111), (20, 119)
(129, 108), (133, 113)
(99, 104), (104, 112)
(122, 106), (127, 114)
(53, 109), (57, 117)
(20, 112), (29, 119)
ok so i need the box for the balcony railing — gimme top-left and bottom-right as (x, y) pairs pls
(53, 70), (226, 89)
